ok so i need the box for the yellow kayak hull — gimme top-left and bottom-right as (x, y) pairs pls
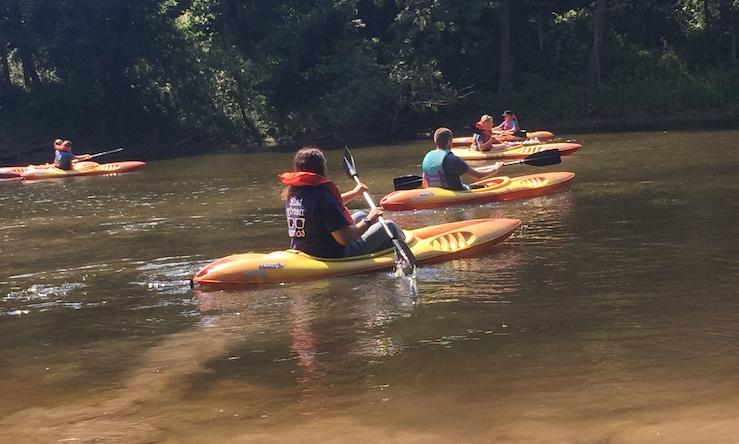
(452, 130), (555, 147)
(380, 172), (575, 211)
(192, 218), (521, 290)
(451, 142), (581, 161)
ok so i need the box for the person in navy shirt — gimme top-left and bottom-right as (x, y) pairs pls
(53, 139), (91, 170)
(422, 128), (502, 191)
(279, 147), (403, 258)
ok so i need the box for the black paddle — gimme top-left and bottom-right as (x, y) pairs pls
(342, 146), (416, 276)
(392, 149), (562, 191)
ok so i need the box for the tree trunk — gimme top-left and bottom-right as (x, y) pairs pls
(19, 47), (40, 91)
(497, 0), (512, 95)
(0, 43), (11, 93)
(732, 3), (737, 65)
(719, 0), (737, 65)
(233, 71), (262, 143)
(585, 0), (607, 116)
(537, 0), (545, 52)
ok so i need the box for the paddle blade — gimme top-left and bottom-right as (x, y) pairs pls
(520, 149), (561, 166)
(393, 175), (423, 191)
(342, 146), (357, 179)
(392, 238), (416, 276)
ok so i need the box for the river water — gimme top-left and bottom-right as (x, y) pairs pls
(1, 130), (738, 443)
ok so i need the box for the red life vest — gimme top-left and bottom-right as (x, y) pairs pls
(278, 172), (353, 224)
(474, 121), (493, 142)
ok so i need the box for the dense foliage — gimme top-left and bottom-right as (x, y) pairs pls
(1, 0), (737, 152)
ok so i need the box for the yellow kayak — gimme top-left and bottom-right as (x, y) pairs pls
(191, 218), (521, 290)
(452, 131), (555, 147)
(451, 142), (581, 161)
(381, 172), (575, 211)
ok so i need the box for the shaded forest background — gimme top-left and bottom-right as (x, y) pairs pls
(1, 0), (738, 159)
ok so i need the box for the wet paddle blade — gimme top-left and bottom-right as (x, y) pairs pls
(392, 238), (417, 276)
(393, 175), (423, 191)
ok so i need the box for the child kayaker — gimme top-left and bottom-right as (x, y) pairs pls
(54, 139), (91, 170)
(493, 110), (524, 141)
(423, 127), (503, 190)
(472, 114), (503, 151)
(279, 147), (404, 258)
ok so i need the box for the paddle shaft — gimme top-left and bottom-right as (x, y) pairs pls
(88, 147), (123, 159)
(349, 174), (398, 240)
(342, 145), (416, 274)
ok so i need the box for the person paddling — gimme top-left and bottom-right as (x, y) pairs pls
(54, 139), (91, 170)
(422, 128), (503, 191)
(279, 147), (404, 258)
(471, 114), (503, 151)
(493, 110), (524, 141)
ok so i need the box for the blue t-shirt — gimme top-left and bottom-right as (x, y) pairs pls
(55, 150), (74, 170)
(286, 186), (350, 258)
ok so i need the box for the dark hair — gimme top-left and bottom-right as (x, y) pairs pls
(293, 147), (327, 176)
(281, 147), (328, 200)
(433, 127), (453, 149)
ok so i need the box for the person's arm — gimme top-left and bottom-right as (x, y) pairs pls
(330, 207), (383, 246)
(74, 154), (92, 161)
(493, 122), (514, 135)
(465, 161), (504, 179)
(341, 182), (367, 204)
(479, 136), (504, 151)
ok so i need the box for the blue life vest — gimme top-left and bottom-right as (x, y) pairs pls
(421, 149), (450, 188)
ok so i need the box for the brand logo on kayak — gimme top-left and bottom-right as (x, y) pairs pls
(418, 192), (434, 199)
(259, 263), (284, 270)
(244, 270), (268, 281)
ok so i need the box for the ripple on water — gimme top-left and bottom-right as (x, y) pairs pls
(132, 255), (205, 296)
(2, 282), (88, 316)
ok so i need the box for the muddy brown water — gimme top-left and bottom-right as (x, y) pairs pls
(1, 130), (739, 443)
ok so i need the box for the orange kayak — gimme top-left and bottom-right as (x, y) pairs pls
(191, 218), (521, 290)
(21, 161), (145, 180)
(452, 130), (555, 147)
(451, 142), (581, 161)
(380, 172), (575, 211)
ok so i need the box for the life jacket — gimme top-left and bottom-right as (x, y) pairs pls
(278, 171), (353, 223)
(421, 149), (451, 188)
(474, 121), (493, 142)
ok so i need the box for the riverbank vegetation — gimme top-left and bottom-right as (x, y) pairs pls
(1, 0), (737, 158)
